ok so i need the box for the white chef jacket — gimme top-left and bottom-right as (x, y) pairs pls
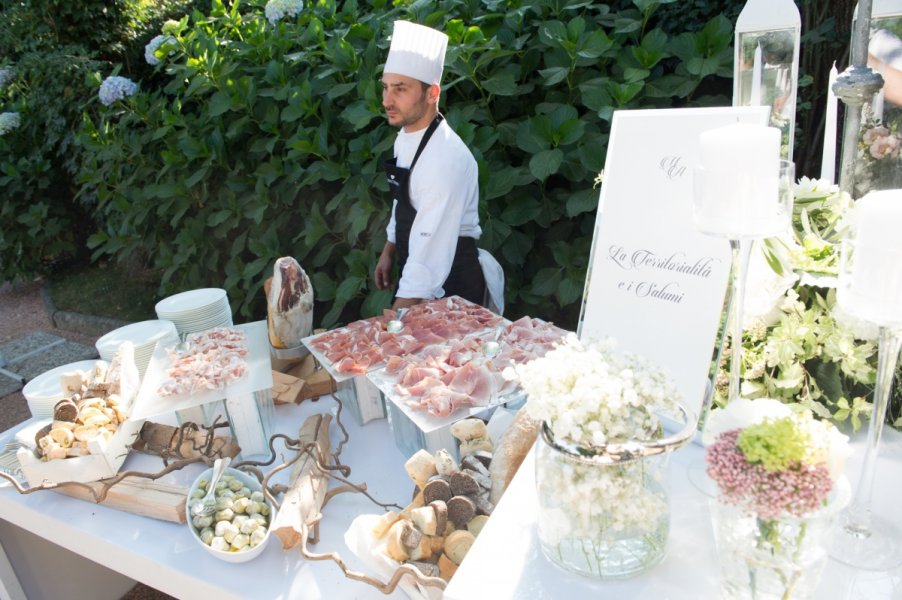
(386, 118), (482, 300)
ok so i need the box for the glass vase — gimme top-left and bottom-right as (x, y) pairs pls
(710, 482), (850, 600)
(534, 426), (672, 579)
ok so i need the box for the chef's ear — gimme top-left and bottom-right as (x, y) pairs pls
(427, 83), (441, 105)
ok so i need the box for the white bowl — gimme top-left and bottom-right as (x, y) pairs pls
(186, 466), (275, 563)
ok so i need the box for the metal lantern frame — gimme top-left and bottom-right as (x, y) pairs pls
(733, 0), (802, 161)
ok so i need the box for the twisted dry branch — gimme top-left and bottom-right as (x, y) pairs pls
(298, 520), (447, 596)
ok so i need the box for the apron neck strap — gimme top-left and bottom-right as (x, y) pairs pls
(409, 113), (444, 172)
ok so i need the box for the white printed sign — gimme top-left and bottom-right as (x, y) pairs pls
(578, 106), (770, 418)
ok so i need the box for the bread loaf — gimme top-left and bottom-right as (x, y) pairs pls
(489, 408), (539, 504)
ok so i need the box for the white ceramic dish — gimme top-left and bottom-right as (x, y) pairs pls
(186, 466), (275, 563)
(22, 360), (105, 419)
(95, 320), (177, 356)
(155, 288), (227, 317)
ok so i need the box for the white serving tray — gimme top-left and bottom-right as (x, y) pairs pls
(130, 321), (273, 421)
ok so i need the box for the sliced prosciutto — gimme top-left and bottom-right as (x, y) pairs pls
(303, 296), (501, 376)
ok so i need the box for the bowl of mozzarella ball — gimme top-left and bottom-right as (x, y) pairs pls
(186, 466), (276, 563)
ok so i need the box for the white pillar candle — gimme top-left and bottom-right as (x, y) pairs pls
(820, 63), (838, 183)
(873, 62), (885, 123)
(750, 43), (763, 106)
(840, 190), (902, 325)
(695, 123), (782, 238)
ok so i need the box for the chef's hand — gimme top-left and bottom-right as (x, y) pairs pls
(392, 296), (422, 310)
(375, 242), (396, 291)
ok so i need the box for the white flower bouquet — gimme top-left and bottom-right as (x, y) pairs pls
(704, 398), (851, 599)
(507, 335), (684, 579)
(510, 334), (682, 450)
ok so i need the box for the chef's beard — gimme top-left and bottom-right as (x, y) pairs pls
(386, 92), (436, 132)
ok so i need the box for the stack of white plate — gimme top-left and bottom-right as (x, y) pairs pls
(154, 288), (233, 336)
(22, 360), (104, 419)
(95, 319), (178, 378)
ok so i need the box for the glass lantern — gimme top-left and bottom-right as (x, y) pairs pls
(733, 0), (801, 161)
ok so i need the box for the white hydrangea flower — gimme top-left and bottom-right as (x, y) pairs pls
(0, 67), (13, 88)
(161, 19), (181, 36)
(794, 176), (838, 200)
(144, 35), (175, 66)
(98, 75), (138, 106)
(513, 334), (681, 449)
(265, 0), (304, 24)
(0, 112), (21, 135)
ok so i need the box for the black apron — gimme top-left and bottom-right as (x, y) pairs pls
(385, 115), (486, 306)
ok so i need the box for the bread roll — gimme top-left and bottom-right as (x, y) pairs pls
(467, 515), (489, 537)
(408, 534), (433, 561)
(386, 519), (421, 562)
(449, 471), (479, 497)
(447, 495), (476, 528)
(410, 506), (439, 536)
(445, 530), (475, 565)
(433, 449), (458, 476)
(399, 489), (425, 521)
(429, 500), (448, 535)
(459, 438), (493, 457)
(371, 510), (400, 539)
(438, 552), (458, 581)
(450, 418), (488, 443)
(423, 478), (452, 504)
(489, 408), (539, 504)
(405, 449), (437, 490)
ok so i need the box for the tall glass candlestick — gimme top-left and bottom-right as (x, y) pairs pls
(725, 240), (753, 403)
(694, 123), (793, 405)
(831, 189), (902, 570)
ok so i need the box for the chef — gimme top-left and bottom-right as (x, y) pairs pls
(374, 20), (487, 310)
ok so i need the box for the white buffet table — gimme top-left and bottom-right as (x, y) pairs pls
(446, 427), (902, 600)
(3, 395), (902, 600)
(0, 396), (413, 600)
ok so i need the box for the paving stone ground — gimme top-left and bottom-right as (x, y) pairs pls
(0, 280), (174, 600)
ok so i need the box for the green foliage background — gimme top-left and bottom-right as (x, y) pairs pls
(74, 0), (736, 329)
(0, 0), (859, 332)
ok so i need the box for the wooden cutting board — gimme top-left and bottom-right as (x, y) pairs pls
(53, 476), (188, 523)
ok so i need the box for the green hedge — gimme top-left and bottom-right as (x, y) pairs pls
(0, 0), (203, 280)
(76, 0), (734, 328)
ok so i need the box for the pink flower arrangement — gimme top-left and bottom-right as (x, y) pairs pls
(707, 429), (833, 519)
(862, 125), (901, 160)
(704, 398), (850, 519)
